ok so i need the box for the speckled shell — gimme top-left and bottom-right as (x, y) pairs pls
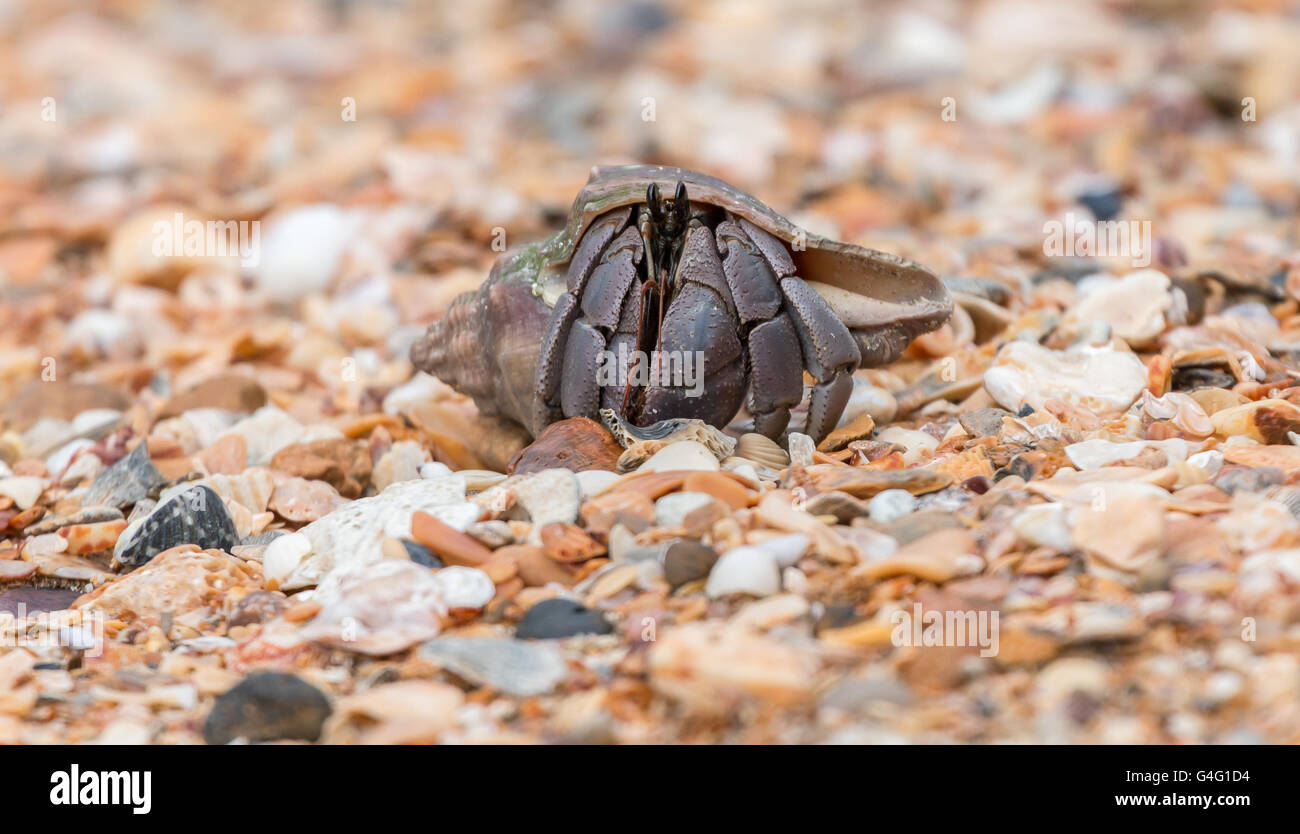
(412, 164), (953, 436)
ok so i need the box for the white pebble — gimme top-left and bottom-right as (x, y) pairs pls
(753, 532), (811, 567)
(0, 476), (49, 510)
(706, 545), (781, 598)
(46, 438), (95, 477)
(418, 501), (484, 532)
(654, 492), (715, 528)
(432, 566), (495, 609)
(637, 441), (720, 473)
(1012, 503), (1074, 551)
(1187, 450), (1223, 475)
(575, 469), (620, 498)
(867, 489), (917, 523)
(253, 204), (355, 304)
(516, 469), (582, 525)
(262, 532), (313, 584)
(874, 427), (938, 464)
(419, 461), (454, 479)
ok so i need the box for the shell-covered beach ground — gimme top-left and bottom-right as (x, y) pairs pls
(3, 0), (1300, 744)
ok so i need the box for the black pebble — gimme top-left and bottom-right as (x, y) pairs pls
(401, 539), (443, 568)
(204, 672), (332, 745)
(1016, 404), (1035, 418)
(1078, 187), (1123, 221)
(516, 598), (613, 640)
(661, 539), (719, 587)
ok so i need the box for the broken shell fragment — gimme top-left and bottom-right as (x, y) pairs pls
(82, 442), (165, 510)
(420, 637), (569, 697)
(1210, 399), (1300, 444)
(1060, 269), (1183, 348)
(983, 341), (1147, 415)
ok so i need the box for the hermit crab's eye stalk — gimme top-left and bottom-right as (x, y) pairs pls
(646, 182), (665, 227)
(672, 181), (689, 229)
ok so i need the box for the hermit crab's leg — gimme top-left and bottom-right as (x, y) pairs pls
(779, 276), (859, 441)
(609, 277), (643, 414)
(641, 221), (746, 427)
(560, 225), (644, 420)
(623, 205), (659, 412)
(532, 207), (631, 432)
(716, 217), (803, 439)
(734, 218), (860, 443)
(744, 315), (804, 437)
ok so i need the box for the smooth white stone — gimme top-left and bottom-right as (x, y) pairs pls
(253, 204), (356, 304)
(867, 489), (918, 523)
(575, 469), (620, 498)
(1012, 503), (1074, 551)
(263, 532), (313, 585)
(637, 441), (720, 473)
(706, 545), (781, 598)
(654, 492), (715, 528)
(432, 566), (495, 609)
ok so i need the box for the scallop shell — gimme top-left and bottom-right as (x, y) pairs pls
(736, 433), (790, 469)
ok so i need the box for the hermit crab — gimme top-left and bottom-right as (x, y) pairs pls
(411, 165), (951, 444)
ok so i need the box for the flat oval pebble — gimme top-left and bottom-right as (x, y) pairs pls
(660, 539), (720, 587)
(515, 597), (613, 639)
(203, 671), (332, 745)
(420, 637), (569, 697)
